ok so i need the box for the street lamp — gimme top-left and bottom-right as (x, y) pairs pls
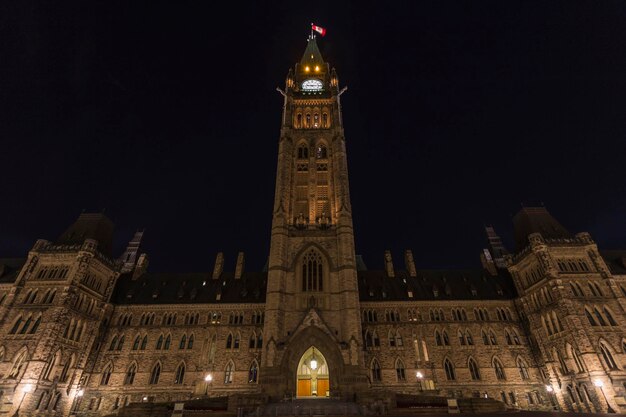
(594, 379), (616, 413)
(14, 383), (32, 416)
(416, 371), (423, 392)
(204, 374), (213, 396)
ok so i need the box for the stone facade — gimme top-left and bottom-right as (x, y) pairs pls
(0, 36), (625, 417)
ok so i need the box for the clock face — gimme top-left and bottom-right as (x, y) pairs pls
(301, 79), (323, 91)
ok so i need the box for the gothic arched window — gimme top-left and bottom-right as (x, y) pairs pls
(174, 362), (185, 384)
(316, 144), (328, 159)
(517, 357), (529, 380)
(469, 358), (480, 380)
(224, 362), (234, 384)
(149, 362), (161, 385)
(124, 363), (136, 385)
(395, 359), (406, 381)
(371, 359), (382, 382)
(100, 363), (112, 385)
(600, 342), (618, 370)
(493, 358), (506, 380)
(297, 144), (308, 159)
(156, 334), (163, 350)
(301, 250), (324, 292)
(249, 361), (258, 383)
(444, 359), (456, 380)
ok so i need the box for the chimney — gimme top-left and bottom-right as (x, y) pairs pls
(234, 252), (245, 279)
(404, 250), (417, 277)
(212, 252), (224, 280)
(384, 250), (395, 278)
(132, 253), (149, 280)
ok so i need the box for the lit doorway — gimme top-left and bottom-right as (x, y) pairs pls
(296, 346), (329, 398)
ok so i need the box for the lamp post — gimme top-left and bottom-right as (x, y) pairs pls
(204, 374), (213, 396)
(13, 383), (32, 417)
(594, 379), (616, 413)
(416, 371), (423, 392)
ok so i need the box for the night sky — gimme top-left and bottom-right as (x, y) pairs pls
(2, 1), (626, 272)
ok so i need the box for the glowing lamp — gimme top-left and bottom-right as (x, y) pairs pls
(315, 65), (320, 72)
(23, 384), (33, 393)
(310, 359), (318, 370)
(77, 389), (84, 397)
(594, 379), (604, 388)
(545, 385), (553, 392)
(305, 66), (310, 72)
(205, 374), (213, 382)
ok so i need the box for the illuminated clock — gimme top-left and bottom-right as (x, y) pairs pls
(301, 79), (323, 91)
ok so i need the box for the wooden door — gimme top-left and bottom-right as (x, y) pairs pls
(297, 379), (311, 397)
(317, 378), (329, 397)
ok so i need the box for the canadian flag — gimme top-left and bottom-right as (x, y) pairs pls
(311, 24), (326, 37)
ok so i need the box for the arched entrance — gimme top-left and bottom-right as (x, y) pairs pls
(296, 346), (330, 397)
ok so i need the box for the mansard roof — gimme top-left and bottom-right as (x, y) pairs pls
(112, 271), (268, 305)
(0, 258), (25, 284)
(56, 212), (115, 257)
(513, 206), (572, 252)
(601, 250), (626, 275)
(358, 268), (517, 302)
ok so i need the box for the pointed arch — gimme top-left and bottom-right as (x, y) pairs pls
(29, 315), (42, 334)
(226, 333), (233, 349)
(60, 353), (75, 382)
(442, 330), (450, 346)
(124, 362), (137, 385)
(444, 358), (456, 380)
(116, 334), (125, 350)
(224, 360), (234, 384)
(603, 306), (618, 326)
(257, 331), (263, 349)
(465, 330), (473, 345)
(100, 361), (113, 385)
(9, 316), (23, 334)
(149, 361), (161, 384)
(187, 333), (194, 349)
(156, 334), (164, 350)
(395, 358), (406, 381)
(8, 347), (28, 379)
(132, 334), (141, 350)
(599, 341), (619, 370)
(179, 334), (187, 349)
(109, 335), (118, 351)
(248, 360), (259, 383)
(370, 358), (382, 382)
(517, 356), (530, 379)
(174, 361), (186, 384)
(300, 248), (325, 292)
(141, 335), (148, 350)
(493, 357), (506, 380)
(468, 357), (480, 380)
(43, 350), (61, 380)
(489, 330), (498, 345)
(315, 141), (328, 159)
(164, 334), (171, 350)
(435, 330), (442, 346)
(249, 331), (257, 349)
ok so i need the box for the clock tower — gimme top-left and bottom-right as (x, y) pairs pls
(261, 35), (367, 398)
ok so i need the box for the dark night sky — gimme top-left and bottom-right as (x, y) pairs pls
(1, 1), (625, 272)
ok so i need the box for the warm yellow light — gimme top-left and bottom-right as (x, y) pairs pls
(305, 66), (310, 72)
(315, 65), (320, 72)
(310, 359), (318, 370)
